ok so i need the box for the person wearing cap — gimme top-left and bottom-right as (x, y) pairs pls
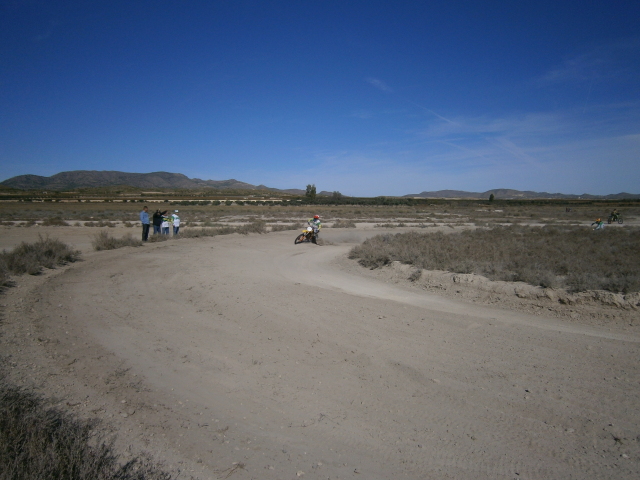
(307, 215), (322, 244)
(171, 210), (180, 235)
(591, 217), (604, 230)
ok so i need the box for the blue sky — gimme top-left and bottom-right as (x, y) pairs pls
(1, 1), (639, 196)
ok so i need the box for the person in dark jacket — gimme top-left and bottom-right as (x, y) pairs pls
(152, 209), (162, 235)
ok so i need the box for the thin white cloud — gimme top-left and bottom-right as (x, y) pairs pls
(536, 38), (640, 86)
(366, 77), (393, 93)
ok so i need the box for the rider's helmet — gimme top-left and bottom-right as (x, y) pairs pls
(314, 215), (320, 219)
(597, 218), (601, 221)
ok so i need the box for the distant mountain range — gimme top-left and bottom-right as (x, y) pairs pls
(0, 170), (305, 195)
(405, 189), (640, 200)
(1, 171), (638, 199)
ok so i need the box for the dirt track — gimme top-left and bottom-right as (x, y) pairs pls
(2, 229), (640, 479)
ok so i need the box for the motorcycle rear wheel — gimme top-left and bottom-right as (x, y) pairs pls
(294, 233), (306, 244)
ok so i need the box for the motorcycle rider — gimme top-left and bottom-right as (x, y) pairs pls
(610, 209), (619, 221)
(307, 215), (322, 244)
(591, 218), (604, 230)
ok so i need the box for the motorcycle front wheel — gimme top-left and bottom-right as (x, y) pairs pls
(294, 233), (306, 244)
(618, 218), (624, 224)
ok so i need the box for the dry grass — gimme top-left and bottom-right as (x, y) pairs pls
(1, 201), (637, 231)
(92, 231), (143, 251)
(179, 220), (267, 238)
(0, 236), (81, 275)
(84, 221), (117, 228)
(270, 223), (298, 232)
(147, 233), (171, 242)
(40, 216), (69, 227)
(235, 219), (267, 234)
(0, 261), (9, 288)
(349, 225), (640, 293)
(331, 219), (356, 228)
(0, 377), (171, 480)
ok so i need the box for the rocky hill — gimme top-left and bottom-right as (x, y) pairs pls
(1, 171), (276, 192)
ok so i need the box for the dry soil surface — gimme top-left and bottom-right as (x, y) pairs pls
(2, 228), (640, 480)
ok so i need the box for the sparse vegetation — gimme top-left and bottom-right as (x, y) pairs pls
(0, 236), (81, 275)
(331, 219), (356, 228)
(179, 220), (267, 238)
(0, 378), (171, 480)
(235, 219), (267, 234)
(92, 231), (143, 251)
(270, 223), (298, 232)
(146, 234), (171, 242)
(0, 259), (9, 288)
(40, 216), (69, 226)
(349, 226), (640, 293)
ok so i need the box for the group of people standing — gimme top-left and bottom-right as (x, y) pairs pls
(153, 209), (180, 236)
(139, 206), (180, 241)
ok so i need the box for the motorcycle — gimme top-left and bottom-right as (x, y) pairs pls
(607, 214), (623, 224)
(294, 226), (318, 244)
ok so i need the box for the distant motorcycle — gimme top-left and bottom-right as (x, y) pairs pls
(294, 226), (318, 244)
(607, 214), (623, 224)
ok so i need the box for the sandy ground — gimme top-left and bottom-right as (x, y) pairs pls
(2, 227), (640, 480)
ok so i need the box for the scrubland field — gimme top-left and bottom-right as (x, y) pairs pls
(1, 200), (640, 479)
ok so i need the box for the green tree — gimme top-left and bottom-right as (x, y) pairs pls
(489, 193), (495, 202)
(305, 184), (317, 201)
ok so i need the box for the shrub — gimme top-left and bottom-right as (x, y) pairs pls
(408, 269), (422, 282)
(331, 219), (356, 228)
(92, 231), (143, 251)
(236, 219), (266, 235)
(270, 223), (298, 232)
(40, 217), (69, 227)
(146, 234), (170, 242)
(349, 226), (640, 293)
(0, 258), (9, 288)
(0, 378), (172, 480)
(0, 236), (81, 275)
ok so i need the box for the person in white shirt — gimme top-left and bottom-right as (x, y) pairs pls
(171, 210), (180, 235)
(161, 211), (170, 235)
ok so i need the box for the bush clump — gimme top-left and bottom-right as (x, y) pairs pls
(270, 223), (298, 232)
(332, 219), (356, 228)
(92, 231), (143, 251)
(0, 236), (81, 275)
(349, 225), (640, 293)
(236, 219), (267, 235)
(0, 379), (171, 480)
(41, 217), (69, 227)
(0, 259), (9, 288)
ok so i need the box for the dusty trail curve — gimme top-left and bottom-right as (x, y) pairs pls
(17, 231), (640, 479)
